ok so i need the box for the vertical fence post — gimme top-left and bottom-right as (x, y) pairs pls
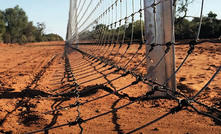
(66, 0), (72, 45)
(144, 0), (176, 97)
(66, 0), (78, 48)
(74, 0), (79, 48)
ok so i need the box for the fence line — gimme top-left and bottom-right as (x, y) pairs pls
(25, 0), (221, 133)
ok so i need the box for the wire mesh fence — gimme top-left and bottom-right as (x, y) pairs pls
(0, 0), (220, 133)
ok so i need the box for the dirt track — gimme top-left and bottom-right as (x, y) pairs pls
(0, 41), (220, 134)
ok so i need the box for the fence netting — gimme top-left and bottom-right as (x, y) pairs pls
(15, 0), (221, 133)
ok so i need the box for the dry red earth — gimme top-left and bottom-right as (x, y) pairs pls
(0, 41), (220, 134)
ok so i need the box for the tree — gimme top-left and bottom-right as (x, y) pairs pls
(93, 24), (106, 31)
(36, 22), (46, 35)
(200, 12), (221, 38)
(125, 20), (144, 41)
(44, 33), (64, 41)
(79, 30), (94, 40)
(175, 18), (196, 39)
(0, 10), (6, 42)
(175, 11), (221, 39)
(175, 0), (195, 24)
(35, 22), (46, 42)
(23, 21), (37, 42)
(3, 5), (28, 44)
(208, 11), (217, 20)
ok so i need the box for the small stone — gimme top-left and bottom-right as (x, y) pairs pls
(179, 77), (186, 82)
(63, 108), (69, 111)
(22, 107), (27, 111)
(95, 109), (100, 113)
(152, 128), (159, 131)
(210, 64), (216, 68)
(205, 87), (211, 91)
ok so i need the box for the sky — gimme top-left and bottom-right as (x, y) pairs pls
(0, 0), (220, 40)
(187, 0), (221, 19)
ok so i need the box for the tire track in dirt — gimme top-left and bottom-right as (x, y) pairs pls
(0, 51), (60, 91)
(0, 52), (47, 75)
(0, 54), (59, 99)
(0, 54), (59, 131)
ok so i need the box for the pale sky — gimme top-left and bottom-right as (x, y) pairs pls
(188, 0), (221, 19)
(0, 0), (220, 40)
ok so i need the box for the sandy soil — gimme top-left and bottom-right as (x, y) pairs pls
(0, 41), (220, 134)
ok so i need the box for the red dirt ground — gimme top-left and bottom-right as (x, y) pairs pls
(0, 41), (220, 134)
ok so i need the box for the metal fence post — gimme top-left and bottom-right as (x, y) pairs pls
(66, 0), (78, 48)
(74, 0), (79, 48)
(144, 0), (176, 97)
